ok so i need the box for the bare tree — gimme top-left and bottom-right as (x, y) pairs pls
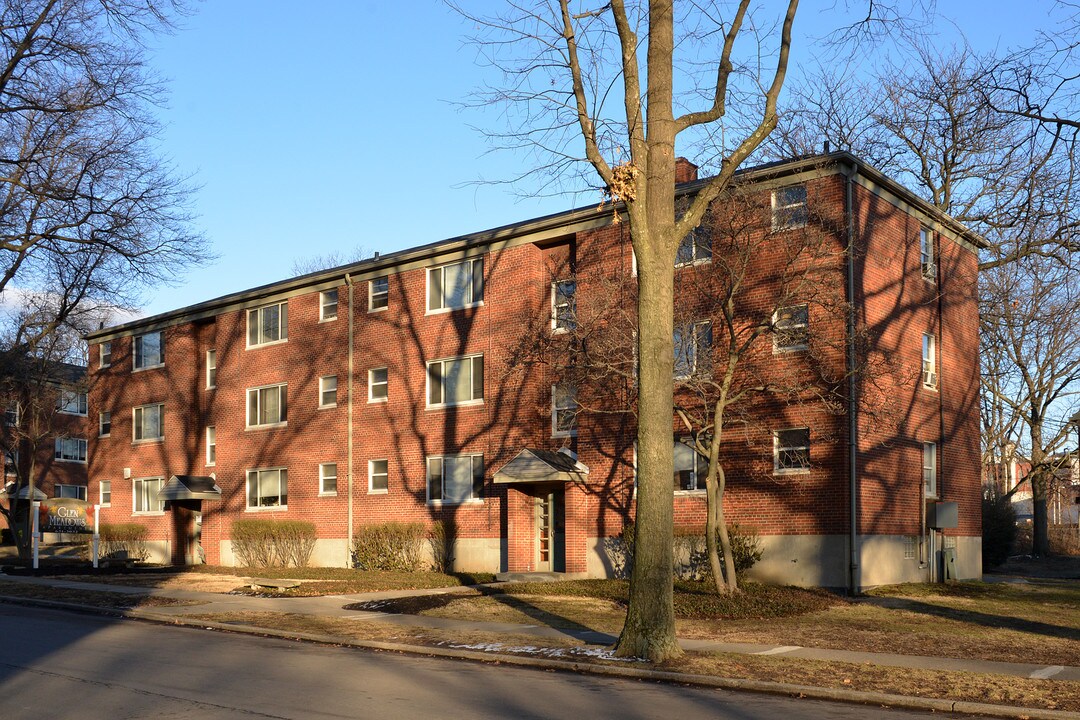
(0, 0), (209, 360)
(979, 256), (1080, 556)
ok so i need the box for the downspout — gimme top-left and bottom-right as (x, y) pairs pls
(345, 273), (355, 567)
(845, 161), (860, 594)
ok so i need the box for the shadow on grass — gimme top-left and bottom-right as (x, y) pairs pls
(869, 595), (1080, 643)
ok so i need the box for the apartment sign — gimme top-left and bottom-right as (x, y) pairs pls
(39, 498), (95, 534)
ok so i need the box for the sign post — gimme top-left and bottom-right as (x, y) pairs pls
(92, 504), (100, 569)
(31, 500), (39, 570)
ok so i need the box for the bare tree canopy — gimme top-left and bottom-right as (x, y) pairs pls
(0, 0), (209, 354)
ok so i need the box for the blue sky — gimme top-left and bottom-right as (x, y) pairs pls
(139, 1), (1053, 316)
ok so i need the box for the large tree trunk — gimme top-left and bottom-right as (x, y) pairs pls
(616, 247), (681, 661)
(1029, 423), (1050, 557)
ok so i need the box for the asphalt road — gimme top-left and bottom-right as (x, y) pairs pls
(0, 604), (983, 720)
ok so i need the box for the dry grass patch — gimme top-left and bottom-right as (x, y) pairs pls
(0, 580), (201, 610)
(670, 652), (1080, 713)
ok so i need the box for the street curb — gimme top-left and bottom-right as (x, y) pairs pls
(3, 594), (1078, 720)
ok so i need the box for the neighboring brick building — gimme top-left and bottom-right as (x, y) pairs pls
(83, 152), (985, 590)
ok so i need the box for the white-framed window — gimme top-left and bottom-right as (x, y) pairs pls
(54, 437), (87, 463)
(4, 403), (19, 428)
(427, 355), (484, 407)
(774, 303), (809, 352)
(674, 438), (708, 492)
(319, 462), (338, 495)
(246, 384), (287, 427)
(206, 426), (216, 466)
(133, 331), (165, 370)
(369, 459), (388, 493)
(98, 411), (111, 438)
(774, 428), (810, 474)
(427, 454), (484, 504)
(369, 276), (389, 311)
(922, 333), (937, 389)
(99, 480), (111, 507)
(133, 403), (164, 442)
(675, 226), (712, 266)
(247, 301), (288, 347)
(206, 349), (217, 389)
(55, 484), (87, 500)
(57, 389), (88, 415)
(674, 320), (712, 379)
(771, 185), (808, 230)
(100, 341), (112, 368)
(920, 227), (936, 281)
(319, 375), (338, 408)
(369, 367), (388, 402)
(427, 257), (483, 312)
(247, 467), (287, 509)
(923, 441), (937, 497)
(552, 384), (578, 438)
(552, 280), (576, 332)
(320, 289), (339, 321)
(133, 476), (165, 514)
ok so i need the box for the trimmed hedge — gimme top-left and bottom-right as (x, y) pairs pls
(231, 519), (316, 568)
(352, 522), (426, 571)
(93, 523), (150, 562)
(615, 521), (763, 581)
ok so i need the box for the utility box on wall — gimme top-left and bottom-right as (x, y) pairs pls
(927, 501), (958, 529)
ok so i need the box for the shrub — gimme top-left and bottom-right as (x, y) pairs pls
(428, 520), (456, 573)
(93, 523), (150, 562)
(231, 519), (316, 568)
(351, 522), (426, 571)
(1049, 524), (1080, 556)
(616, 521), (763, 582)
(981, 486), (1018, 568)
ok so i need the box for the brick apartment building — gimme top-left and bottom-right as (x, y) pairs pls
(82, 152), (984, 591)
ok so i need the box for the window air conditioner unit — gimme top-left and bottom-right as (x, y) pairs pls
(922, 262), (937, 279)
(923, 370), (937, 388)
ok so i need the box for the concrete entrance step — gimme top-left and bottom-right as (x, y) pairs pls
(495, 571), (568, 583)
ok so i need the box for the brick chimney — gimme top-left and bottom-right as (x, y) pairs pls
(675, 157), (698, 183)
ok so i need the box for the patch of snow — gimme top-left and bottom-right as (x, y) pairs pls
(435, 641), (646, 662)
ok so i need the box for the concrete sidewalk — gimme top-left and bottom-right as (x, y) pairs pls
(2, 572), (1078, 684)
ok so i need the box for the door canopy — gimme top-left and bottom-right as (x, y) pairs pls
(493, 448), (588, 485)
(158, 475), (222, 501)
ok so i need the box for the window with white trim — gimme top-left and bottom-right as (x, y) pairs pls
(922, 333), (937, 389)
(427, 454), (483, 504)
(920, 227), (936, 281)
(427, 258), (483, 312)
(133, 331), (164, 370)
(673, 320), (712, 379)
(320, 289), (339, 321)
(247, 467), (287, 508)
(369, 367), (388, 402)
(552, 384), (578, 437)
(369, 276), (389, 311)
(100, 341), (112, 368)
(133, 403), (164, 442)
(319, 375), (338, 408)
(98, 411), (111, 437)
(99, 480), (111, 507)
(369, 459), (388, 493)
(4, 403), (18, 428)
(319, 462), (338, 495)
(923, 442), (937, 497)
(54, 437), (87, 463)
(427, 355), (484, 407)
(247, 384), (287, 427)
(774, 428), (810, 473)
(552, 280), (576, 332)
(133, 477), (164, 514)
(674, 438), (708, 491)
(55, 484), (87, 500)
(675, 226), (712, 266)
(774, 303), (809, 352)
(206, 349), (217, 389)
(206, 426), (216, 466)
(57, 389), (87, 415)
(247, 302), (288, 347)
(771, 185), (808, 230)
